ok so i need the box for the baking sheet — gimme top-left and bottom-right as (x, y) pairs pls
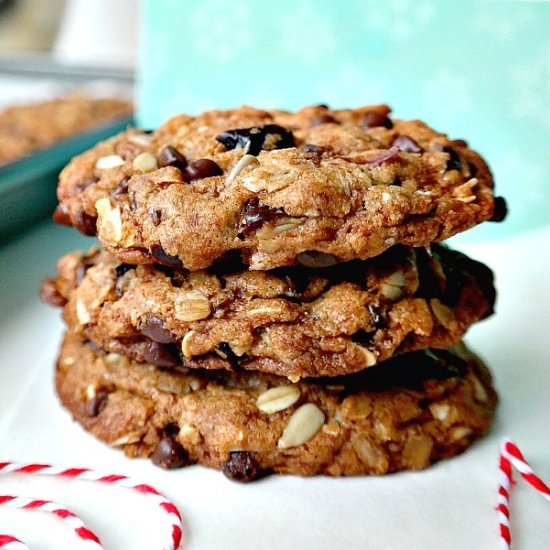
(0, 221), (549, 549)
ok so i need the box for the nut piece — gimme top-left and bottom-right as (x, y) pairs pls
(181, 330), (197, 358)
(451, 426), (473, 441)
(471, 375), (488, 403)
(76, 298), (90, 325)
(95, 198), (123, 243)
(402, 433), (433, 469)
(351, 434), (389, 473)
(226, 154), (260, 184)
(133, 152), (158, 173)
(277, 403), (325, 449)
(174, 290), (211, 321)
(429, 402), (450, 421)
(96, 154), (125, 169)
(357, 345), (378, 367)
(256, 385), (301, 414)
(430, 298), (456, 329)
(381, 270), (406, 300)
(109, 433), (141, 447)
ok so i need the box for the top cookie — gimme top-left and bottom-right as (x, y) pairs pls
(56, 104), (498, 271)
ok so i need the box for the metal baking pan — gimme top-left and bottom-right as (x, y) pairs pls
(0, 115), (133, 242)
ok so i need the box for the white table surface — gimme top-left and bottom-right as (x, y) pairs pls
(0, 220), (549, 550)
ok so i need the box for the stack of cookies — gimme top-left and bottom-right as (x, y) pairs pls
(42, 104), (505, 481)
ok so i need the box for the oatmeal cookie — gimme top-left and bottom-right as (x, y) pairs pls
(55, 104), (502, 270)
(0, 95), (132, 165)
(56, 332), (497, 480)
(43, 244), (495, 380)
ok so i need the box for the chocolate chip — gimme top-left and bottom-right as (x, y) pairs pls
(296, 251), (339, 268)
(74, 176), (98, 194)
(183, 158), (223, 181)
(238, 199), (285, 238)
(111, 177), (129, 196)
(221, 451), (263, 482)
(85, 389), (109, 417)
(216, 124), (295, 156)
(148, 207), (162, 226)
(158, 145), (187, 170)
(351, 329), (376, 346)
(443, 147), (461, 171)
(310, 114), (338, 127)
(215, 342), (240, 365)
(40, 278), (67, 307)
(142, 340), (180, 367)
(367, 304), (386, 329)
(52, 203), (72, 226)
(151, 434), (188, 469)
(141, 315), (178, 344)
(74, 210), (97, 236)
(392, 135), (423, 153)
(115, 263), (136, 278)
(283, 270), (311, 296)
(362, 112), (393, 129)
(151, 244), (184, 269)
(490, 196), (508, 222)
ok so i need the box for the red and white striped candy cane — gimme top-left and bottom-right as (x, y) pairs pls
(0, 534), (28, 550)
(0, 495), (100, 547)
(0, 462), (182, 550)
(498, 438), (550, 549)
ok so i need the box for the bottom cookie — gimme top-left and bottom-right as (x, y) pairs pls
(56, 332), (497, 481)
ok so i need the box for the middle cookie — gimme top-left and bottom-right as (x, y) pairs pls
(43, 244), (495, 380)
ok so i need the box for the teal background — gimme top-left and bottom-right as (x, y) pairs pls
(139, 0), (550, 240)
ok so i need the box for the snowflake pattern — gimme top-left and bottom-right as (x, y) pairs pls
(363, 0), (435, 41)
(140, 0), (549, 234)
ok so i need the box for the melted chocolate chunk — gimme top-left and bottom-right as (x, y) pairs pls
(296, 251), (339, 268)
(158, 145), (187, 170)
(85, 388), (109, 417)
(392, 135), (424, 153)
(489, 196), (508, 222)
(216, 124), (295, 156)
(335, 348), (469, 393)
(183, 158), (223, 181)
(151, 244), (184, 269)
(310, 114), (338, 127)
(141, 340), (180, 367)
(221, 451), (263, 482)
(141, 315), (178, 344)
(362, 112), (393, 129)
(238, 199), (285, 238)
(74, 210), (97, 236)
(151, 434), (188, 469)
